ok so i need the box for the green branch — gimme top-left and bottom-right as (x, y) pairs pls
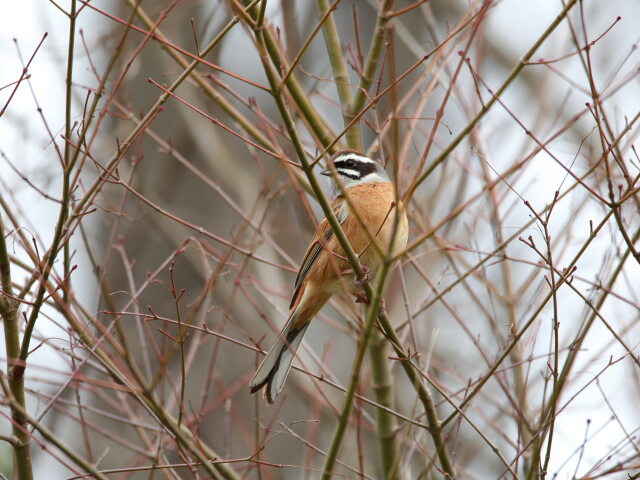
(0, 373), (108, 480)
(0, 212), (32, 480)
(316, 0), (360, 150)
(321, 263), (392, 479)
(369, 327), (402, 480)
(242, 0), (338, 150)
(349, 0), (394, 133)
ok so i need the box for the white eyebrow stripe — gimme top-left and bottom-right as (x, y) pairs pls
(336, 168), (360, 177)
(334, 153), (376, 164)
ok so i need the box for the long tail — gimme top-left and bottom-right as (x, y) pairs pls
(248, 310), (310, 403)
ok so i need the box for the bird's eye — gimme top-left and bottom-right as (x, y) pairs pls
(345, 159), (356, 168)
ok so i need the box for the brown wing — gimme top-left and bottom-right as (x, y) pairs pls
(289, 199), (348, 309)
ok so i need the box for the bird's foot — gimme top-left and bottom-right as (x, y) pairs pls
(353, 296), (386, 318)
(354, 293), (370, 305)
(354, 265), (370, 288)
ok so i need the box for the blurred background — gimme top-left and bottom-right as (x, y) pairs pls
(1, 0), (639, 478)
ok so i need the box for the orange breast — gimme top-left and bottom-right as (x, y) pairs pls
(307, 182), (408, 295)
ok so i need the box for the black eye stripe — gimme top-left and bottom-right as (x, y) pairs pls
(334, 158), (355, 168)
(332, 156), (379, 181)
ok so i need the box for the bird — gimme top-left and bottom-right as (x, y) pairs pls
(248, 150), (408, 403)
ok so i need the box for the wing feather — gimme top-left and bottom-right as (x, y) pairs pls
(289, 200), (347, 309)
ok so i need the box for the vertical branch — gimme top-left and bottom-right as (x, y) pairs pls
(0, 2), (77, 479)
(61, 0), (77, 307)
(321, 262), (392, 480)
(0, 211), (33, 479)
(540, 205), (561, 478)
(240, 0), (338, 150)
(0, 375), (108, 480)
(522, 197), (562, 480)
(348, 0), (394, 128)
(387, 25), (399, 172)
(18, 0), (76, 363)
(368, 327), (403, 480)
(315, 0), (360, 150)
(376, 312), (458, 480)
(368, 25), (403, 480)
(169, 262), (187, 426)
(537, 225), (640, 478)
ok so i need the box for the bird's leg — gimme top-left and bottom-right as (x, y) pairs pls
(354, 293), (369, 305)
(354, 265), (370, 288)
(354, 296), (386, 319)
(352, 265), (371, 304)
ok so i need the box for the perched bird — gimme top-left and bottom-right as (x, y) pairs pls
(249, 150), (408, 403)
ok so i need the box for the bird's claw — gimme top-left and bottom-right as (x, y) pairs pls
(354, 265), (370, 288)
(354, 293), (370, 305)
(354, 296), (386, 318)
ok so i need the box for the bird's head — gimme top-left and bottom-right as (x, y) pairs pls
(322, 150), (389, 193)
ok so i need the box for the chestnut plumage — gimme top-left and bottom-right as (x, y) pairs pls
(249, 151), (408, 403)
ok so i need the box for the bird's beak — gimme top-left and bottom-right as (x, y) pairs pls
(321, 169), (332, 176)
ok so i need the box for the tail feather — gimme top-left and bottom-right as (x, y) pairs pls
(249, 315), (310, 403)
